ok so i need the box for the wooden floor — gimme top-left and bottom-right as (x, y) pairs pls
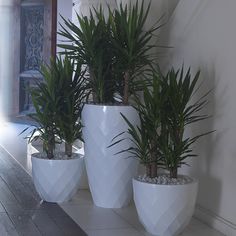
(0, 145), (87, 236)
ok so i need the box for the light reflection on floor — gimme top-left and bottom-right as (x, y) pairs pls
(0, 121), (32, 174)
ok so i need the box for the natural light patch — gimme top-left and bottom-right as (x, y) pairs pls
(0, 0), (16, 120)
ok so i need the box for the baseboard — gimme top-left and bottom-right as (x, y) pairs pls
(194, 205), (236, 236)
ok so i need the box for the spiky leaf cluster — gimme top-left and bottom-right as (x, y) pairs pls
(24, 55), (87, 159)
(111, 66), (212, 178)
(58, 0), (160, 104)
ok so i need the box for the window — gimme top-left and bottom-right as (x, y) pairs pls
(19, 0), (56, 114)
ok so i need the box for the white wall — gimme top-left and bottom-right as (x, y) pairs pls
(0, 0), (20, 119)
(57, 0), (73, 52)
(156, 0), (236, 235)
(73, 0), (117, 18)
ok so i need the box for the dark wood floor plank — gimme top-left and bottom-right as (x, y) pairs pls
(0, 178), (19, 205)
(0, 145), (87, 236)
(38, 202), (69, 218)
(52, 216), (88, 236)
(0, 173), (40, 209)
(0, 213), (19, 236)
(30, 211), (66, 236)
(0, 202), (6, 213)
(8, 214), (42, 236)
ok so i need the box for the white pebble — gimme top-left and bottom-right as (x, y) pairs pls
(136, 174), (193, 185)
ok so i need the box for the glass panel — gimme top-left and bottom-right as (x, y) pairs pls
(20, 5), (44, 72)
(19, 4), (44, 113)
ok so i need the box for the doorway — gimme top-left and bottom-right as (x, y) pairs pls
(19, 0), (57, 114)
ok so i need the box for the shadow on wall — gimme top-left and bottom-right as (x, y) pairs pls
(184, 62), (229, 219)
(153, 0), (181, 67)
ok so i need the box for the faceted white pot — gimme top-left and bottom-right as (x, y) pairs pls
(82, 104), (139, 208)
(28, 140), (88, 189)
(32, 153), (84, 203)
(133, 178), (198, 236)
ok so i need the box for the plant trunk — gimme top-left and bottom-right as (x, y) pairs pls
(170, 167), (178, 179)
(149, 139), (158, 178)
(47, 143), (54, 159)
(146, 165), (151, 177)
(146, 163), (157, 178)
(45, 132), (55, 159)
(123, 71), (129, 105)
(65, 142), (72, 157)
(89, 68), (99, 103)
(150, 163), (157, 178)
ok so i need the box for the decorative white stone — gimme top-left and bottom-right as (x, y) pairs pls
(32, 153), (84, 203)
(137, 174), (193, 185)
(133, 177), (198, 236)
(82, 104), (139, 208)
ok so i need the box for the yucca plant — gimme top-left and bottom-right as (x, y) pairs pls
(110, 0), (161, 104)
(110, 71), (163, 178)
(58, 7), (115, 104)
(112, 66), (212, 179)
(55, 55), (88, 157)
(58, 0), (161, 105)
(27, 59), (62, 159)
(25, 56), (88, 159)
(158, 66), (212, 178)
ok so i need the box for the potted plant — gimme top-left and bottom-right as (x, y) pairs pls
(58, 0), (159, 208)
(27, 55), (87, 203)
(54, 55), (88, 157)
(115, 66), (212, 235)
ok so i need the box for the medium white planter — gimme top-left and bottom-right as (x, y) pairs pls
(32, 153), (84, 203)
(133, 177), (198, 236)
(82, 104), (139, 208)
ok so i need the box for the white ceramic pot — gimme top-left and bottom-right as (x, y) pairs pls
(82, 104), (139, 208)
(32, 153), (84, 203)
(133, 177), (198, 236)
(28, 140), (88, 189)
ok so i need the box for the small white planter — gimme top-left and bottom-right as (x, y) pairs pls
(28, 140), (88, 189)
(82, 104), (139, 208)
(32, 153), (84, 203)
(133, 177), (198, 236)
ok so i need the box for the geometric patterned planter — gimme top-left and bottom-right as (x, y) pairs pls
(82, 104), (139, 208)
(32, 153), (84, 203)
(28, 140), (88, 190)
(133, 178), (198, 236)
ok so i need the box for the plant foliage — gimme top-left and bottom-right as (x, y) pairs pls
(109, 71), (163, 178)
(58, 0), (161, 104)
(54, 55), (88, 157)
(111, 66), (212, 178)
(110, 0), (161, 104)
(158, 66), (212, 178)
(27, 59), (62, 159)
(24, 55), (87, 159)
(58, 8), (115, 104)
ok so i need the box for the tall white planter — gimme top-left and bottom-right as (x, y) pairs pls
(82, 104), (139, 208)
(32, 154), (84, 203)
(133, 178), (198, 236)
